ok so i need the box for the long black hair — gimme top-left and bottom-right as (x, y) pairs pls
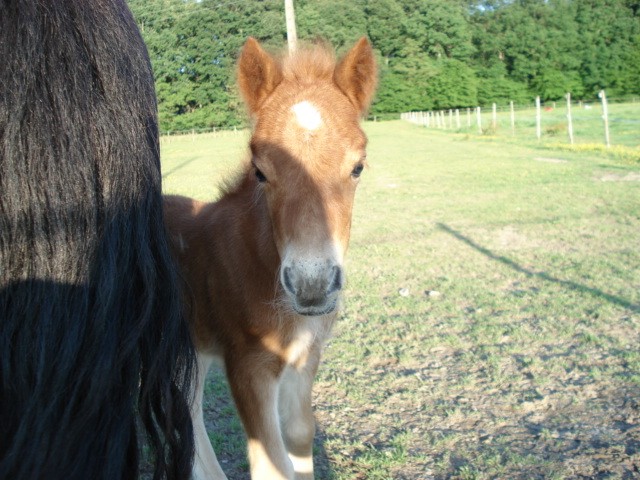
(0, 1), (195, 478)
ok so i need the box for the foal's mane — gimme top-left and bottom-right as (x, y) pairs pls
(281, 42), (337, 84)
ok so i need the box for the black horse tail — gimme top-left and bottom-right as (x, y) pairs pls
(0, 1), (195, 478)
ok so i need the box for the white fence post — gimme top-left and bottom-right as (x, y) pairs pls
(510, 101), (515, 136)
(476, 106), (482, 134)
(492, 103), (497, 130)
(599, 90), (610, 148)
(455, 109), (461, 129)
(535, 96), (541, 141)
(566, 92), (574, 145)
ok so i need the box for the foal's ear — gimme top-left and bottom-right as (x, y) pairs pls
(334, 37), (378, 115)
(237, 37), (283, 114)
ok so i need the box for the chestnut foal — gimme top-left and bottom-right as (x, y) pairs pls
(164, 37), (377, 479)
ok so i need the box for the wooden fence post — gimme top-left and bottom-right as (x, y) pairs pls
(566, 92), (574, 145)
(535, 96), (541, 141)
(598, 90), (610, 148)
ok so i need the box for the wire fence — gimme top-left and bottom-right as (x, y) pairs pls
(158, 115), (385, 142)
(159, 125), (247, 144)
(401, 93), (640, 150)
(159, 94), (639, 153)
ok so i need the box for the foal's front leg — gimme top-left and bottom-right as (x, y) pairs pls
(226, 348), (294, 480)
(278, 348), (321, 480)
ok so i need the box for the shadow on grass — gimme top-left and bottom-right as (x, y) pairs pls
(436, 222), (639, 312)
(162, 156), (199, 179)
(312, 427), (334, 480)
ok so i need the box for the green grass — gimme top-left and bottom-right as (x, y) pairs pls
(161, 120), (640, 479)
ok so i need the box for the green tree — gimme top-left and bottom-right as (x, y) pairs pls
(428, 58), (478, 108)
(404, 0), (475, 61)
(297, 0), (367, 50)
(130, 0), (284, 131)
(363, 0), (408, 63)
(575, 0), (640, 96)
(373, 40), (438, 113)
(127, 0), (640, 129)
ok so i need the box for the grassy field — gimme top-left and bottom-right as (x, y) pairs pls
(161, 120), (640, 479)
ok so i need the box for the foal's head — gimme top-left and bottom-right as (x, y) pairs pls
(237, 37), (377, 316)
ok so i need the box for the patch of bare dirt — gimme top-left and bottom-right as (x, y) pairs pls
(598, 172), (640, 182)
(533, 157), (568, 163)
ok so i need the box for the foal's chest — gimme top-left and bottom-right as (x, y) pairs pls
(263, 314), (334, 369)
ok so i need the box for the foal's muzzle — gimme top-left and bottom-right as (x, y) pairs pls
(281, 261), (343, 316)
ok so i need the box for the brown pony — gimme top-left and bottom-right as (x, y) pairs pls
(164, 37), (377, 479)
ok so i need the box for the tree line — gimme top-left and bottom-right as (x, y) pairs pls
(127, 0), (640, 132)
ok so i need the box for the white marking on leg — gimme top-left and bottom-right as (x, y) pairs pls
(289, 453), (314, 476)
(291, 101), (322, 131)
(247, 438), (293, 480)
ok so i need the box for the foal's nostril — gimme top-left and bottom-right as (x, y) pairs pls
(326, 266), (343, 295)
(282, 266), (296, 295)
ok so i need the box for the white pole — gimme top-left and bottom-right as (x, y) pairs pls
(285, 0), (298, 53)
(467, 108), (471, 128)
(455, 109), (460, 129)
(599, 90), (610, 148)
(566, 92), (574, 145)
(476, 106), (482, 134)
(448, 109), (453, 129)
(492, 103), (497, 131)
(535, 96), (541, 141)
(510, 101), (515, 136)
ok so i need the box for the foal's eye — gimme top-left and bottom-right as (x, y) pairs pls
(351, 163), (364, 179)
(254, 167), (267, 183)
